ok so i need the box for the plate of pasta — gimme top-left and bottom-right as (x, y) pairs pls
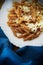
(1, 0), (43, 47)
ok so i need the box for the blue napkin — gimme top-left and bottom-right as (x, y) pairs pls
(0, 27), (43, 65)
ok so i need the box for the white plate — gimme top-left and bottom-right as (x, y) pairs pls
(0, 0), (43, 47)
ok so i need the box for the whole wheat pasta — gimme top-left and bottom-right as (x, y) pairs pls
(18, 32), (30, 38)
(9, 23), (18, 27)
(24, 33), (35, 41)
(17, 27), (24, 33)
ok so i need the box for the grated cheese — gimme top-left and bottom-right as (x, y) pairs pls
(23, 15), (32, 21)
(22, 6), (30, 12)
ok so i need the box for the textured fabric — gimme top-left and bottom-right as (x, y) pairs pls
(0, 28), (43, 65)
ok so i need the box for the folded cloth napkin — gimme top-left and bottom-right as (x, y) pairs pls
(0, 27), (43, 65)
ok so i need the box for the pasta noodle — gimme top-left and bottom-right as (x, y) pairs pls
(7, 1), (43, 41)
